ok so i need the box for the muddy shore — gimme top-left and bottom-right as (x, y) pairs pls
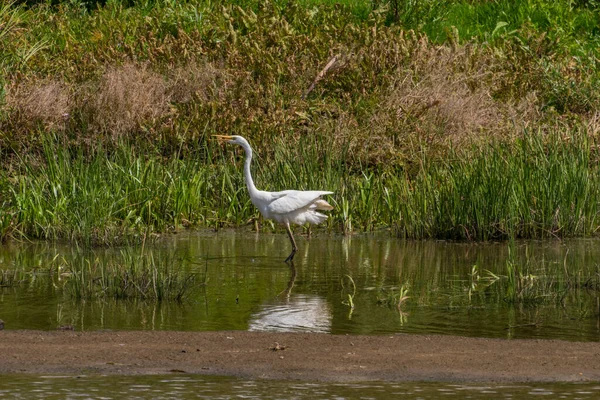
(1, 330), (599, 382)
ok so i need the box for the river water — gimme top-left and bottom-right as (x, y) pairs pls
(1, 230), (598, 341)
(1, 231), (599, 398)
(1, 374), (600, 399)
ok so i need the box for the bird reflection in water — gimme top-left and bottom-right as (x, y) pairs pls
(248, 262), (332, 333)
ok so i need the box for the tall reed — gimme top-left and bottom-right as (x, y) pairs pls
(388, 130), (600, 240)
(9, 138), (220, 244)
(3, 129), (600, 243)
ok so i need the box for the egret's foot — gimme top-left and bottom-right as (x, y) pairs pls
(284, 248), (297, 263)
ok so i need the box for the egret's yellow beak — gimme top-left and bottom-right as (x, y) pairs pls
(212, 135), (233, 143)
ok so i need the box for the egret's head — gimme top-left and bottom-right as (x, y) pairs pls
(212, 135), (248, 147)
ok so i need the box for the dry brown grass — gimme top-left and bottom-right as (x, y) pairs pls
(2, 61), (236, 146)
(85, 63), (171, 140)
(386, 43), (506, 144)
(169, 61), (234, 104)
(324, 39), (544, 166)
(4, 80), (71, 131)
(585, 112), (600, 138)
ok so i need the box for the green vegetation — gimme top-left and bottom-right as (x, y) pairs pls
(373, 241), (600, 327)
(0, 268), (24, 287)
(4, 130), (599, 242)
(64, 250), (197, 301)
(501, 242), (600, 305)
(0, 248), (196, 301)
(2, 0), (600, 243)
(1, 234), (598, 336)
(467, 243), (600, 307)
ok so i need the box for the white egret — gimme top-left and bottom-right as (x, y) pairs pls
(213, 135), (334, 262)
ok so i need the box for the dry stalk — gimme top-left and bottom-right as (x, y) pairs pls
(302, 55), (339, 99)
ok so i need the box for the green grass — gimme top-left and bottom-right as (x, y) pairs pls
(384, 241), (600, 316)
(63, 249), (197, 301)
(2, 128), (600, 242)
(0, 269), (24, 288)
(391, 130), (600, 240)
(8, 137), (231, 244)
(394, 0), (600, 44)
(488, 241), (600, 305)
(2, 0), (599, 146)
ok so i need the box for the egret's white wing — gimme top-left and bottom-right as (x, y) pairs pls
(267, 190), (333, 215)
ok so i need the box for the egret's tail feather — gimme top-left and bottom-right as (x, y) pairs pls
(314, 199), (334, 211)
(304, 211), (328, 225)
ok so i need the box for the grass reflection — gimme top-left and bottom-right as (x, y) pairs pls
(0, 233), (599, 340)
(63, 250), (198, 301)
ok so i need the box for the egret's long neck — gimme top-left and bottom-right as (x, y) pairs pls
(242, 143), (259, 198)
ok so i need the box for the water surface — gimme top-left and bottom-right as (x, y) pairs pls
(1, 230), (599, 341)
(1, 375), (599, 399)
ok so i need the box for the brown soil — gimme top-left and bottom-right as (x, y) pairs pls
(1, 330), (600, 382)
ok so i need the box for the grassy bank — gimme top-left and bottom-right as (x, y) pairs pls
(2, 0), (600, 243)
(3, 130), (599, 242)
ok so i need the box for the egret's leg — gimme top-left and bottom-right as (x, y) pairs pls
(284, 222), (298, 263)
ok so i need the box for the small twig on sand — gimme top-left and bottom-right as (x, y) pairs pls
(302, 55), (339, 99)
